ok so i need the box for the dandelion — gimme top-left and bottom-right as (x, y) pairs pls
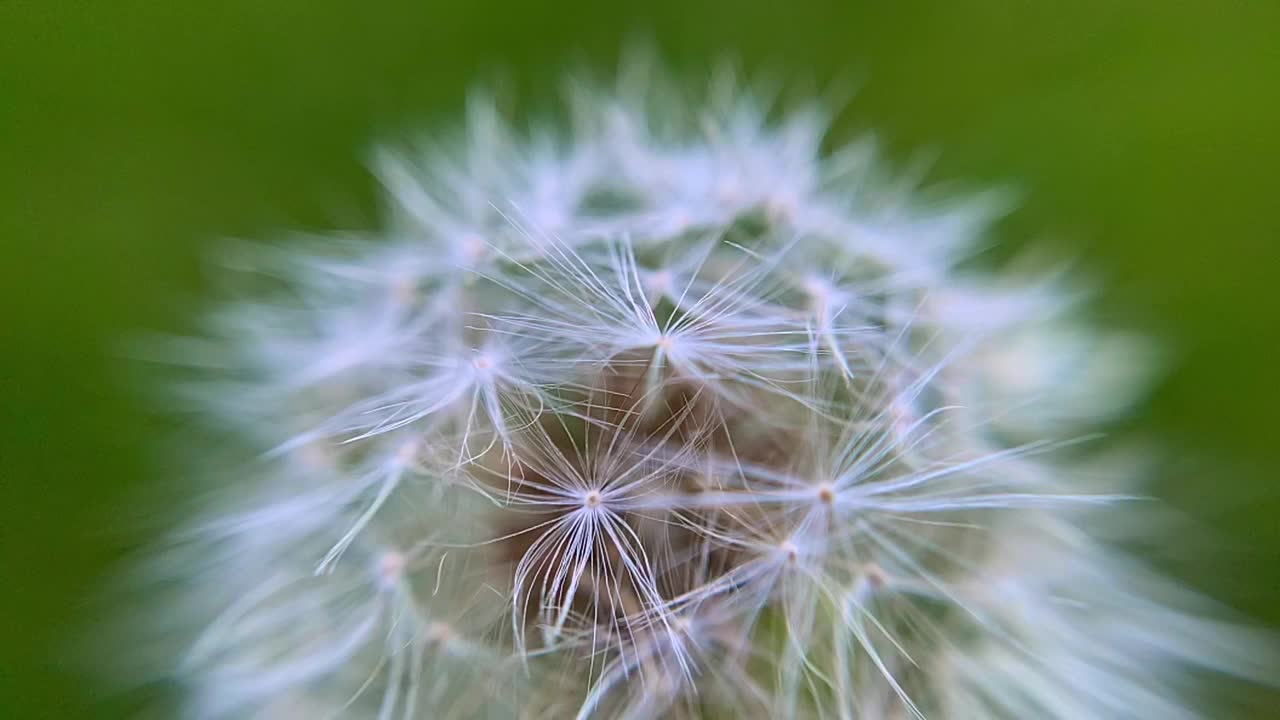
(141, 54), (1273, 719)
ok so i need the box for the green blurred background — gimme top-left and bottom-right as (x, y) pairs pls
(2, 1), (1277, 717)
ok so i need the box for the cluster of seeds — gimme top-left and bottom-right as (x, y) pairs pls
(162, 61), (1265, 719)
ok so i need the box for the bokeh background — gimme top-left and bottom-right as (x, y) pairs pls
(2, 1), (1277, 717)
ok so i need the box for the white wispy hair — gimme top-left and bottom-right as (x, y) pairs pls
(136, 53), (1274, 720)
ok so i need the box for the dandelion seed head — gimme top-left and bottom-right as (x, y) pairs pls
(134, 53), (1275, 720)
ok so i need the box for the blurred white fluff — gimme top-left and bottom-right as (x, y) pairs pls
(147, 54), (1272, 719)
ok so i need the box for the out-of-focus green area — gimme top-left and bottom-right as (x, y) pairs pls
(2, 1), (1277, 717)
